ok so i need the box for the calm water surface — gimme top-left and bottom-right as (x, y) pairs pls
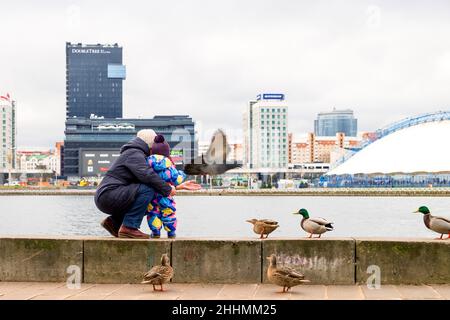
(0, 195), (448, 238)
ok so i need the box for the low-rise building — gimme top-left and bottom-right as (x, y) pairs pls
(289, 132), (362, 165)
(16, 148), (59, 173)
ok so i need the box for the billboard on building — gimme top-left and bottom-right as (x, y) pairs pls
(79, 148), (185, 176)
(79, 149), (121, 176)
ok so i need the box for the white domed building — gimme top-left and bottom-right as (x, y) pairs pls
(324, 112), (450, 187)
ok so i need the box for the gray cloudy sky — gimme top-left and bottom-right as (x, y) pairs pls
(1, 0), (450, 147)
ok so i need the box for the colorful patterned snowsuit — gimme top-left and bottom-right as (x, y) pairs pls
(146, 154), (186, 238)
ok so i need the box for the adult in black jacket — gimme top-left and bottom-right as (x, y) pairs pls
(95, 130), (173, 239)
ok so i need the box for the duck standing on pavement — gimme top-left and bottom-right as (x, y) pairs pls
(267, 254), (310, 292)
(141, 253), (174, 291)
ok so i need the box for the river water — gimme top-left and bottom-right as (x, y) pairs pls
(0, 195), (448, 238)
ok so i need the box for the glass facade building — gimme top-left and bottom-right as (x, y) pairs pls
(63, 42), (197, 178)
(314, 109), (357, 137)
(66, 42), (125, 119)
(63, 116), (196, 177)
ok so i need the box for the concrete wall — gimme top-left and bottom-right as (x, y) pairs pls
(172, 240), (261, 283)
(262, 238), (355, 285)
(0, 237), (83, 282)
(84, 238), (171, 284)
(356, 238), (450, 285)
(0, 237), (448, 284)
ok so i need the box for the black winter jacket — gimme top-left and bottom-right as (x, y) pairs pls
(94, 137), (172, 215)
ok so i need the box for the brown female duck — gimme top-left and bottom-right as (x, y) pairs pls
(267, 254), (309, 292)
(141, 253), (174, 291)
(246, 219), (279, 238)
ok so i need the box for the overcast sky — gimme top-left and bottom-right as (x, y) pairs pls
(1, 0), (450, 147)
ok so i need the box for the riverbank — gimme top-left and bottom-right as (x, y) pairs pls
(0, 187), (449, 196)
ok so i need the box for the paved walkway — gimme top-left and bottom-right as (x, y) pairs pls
(0, 282), (449, 300)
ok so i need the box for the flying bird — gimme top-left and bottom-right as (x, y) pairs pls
(182, 129), (241, 175)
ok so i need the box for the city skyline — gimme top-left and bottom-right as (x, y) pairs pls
(1, 1), (450, 148)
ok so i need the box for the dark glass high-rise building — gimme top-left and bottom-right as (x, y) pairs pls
(66, 42), (126, 119)
(63, 42), (197, 179)
(314, 108), (357, 137)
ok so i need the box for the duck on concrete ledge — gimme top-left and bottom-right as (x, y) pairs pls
(141, 253), (174, 291)
(293, 208), (334, 238)
(414, 206), (450, 240)
(267, 254), (310, 293)
(246, 219), (279, 239)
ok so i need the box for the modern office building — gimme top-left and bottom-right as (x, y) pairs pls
(66, 42), (126, 119)
(243, 94), (288, 169)
(0, 93), (17, 173)
(63, 42), (197, 178)
(314, 108), (357, 137)
(63, 115), (196, 178)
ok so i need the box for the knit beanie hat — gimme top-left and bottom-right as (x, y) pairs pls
(137, 129), (156, 147)
(151, 134), (171, 158)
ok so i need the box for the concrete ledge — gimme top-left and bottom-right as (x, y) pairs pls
(0, 237), (449, 284)
(0, 237), (83, 282)
(262, 238), (355, 285)
(83, 238), (171, 284)
(355, 238), (450, 284)
(172, 240), (261, 283)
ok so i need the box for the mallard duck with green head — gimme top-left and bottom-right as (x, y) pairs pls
(246, 219), (279, 239)
(267, 254), (310, 292)
(414, 206), (450, 240)
(293, 208), (334, 238)
(141, 253), (174, 291)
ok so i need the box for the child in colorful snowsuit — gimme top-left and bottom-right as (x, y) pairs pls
(146, 134), (186, 238)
